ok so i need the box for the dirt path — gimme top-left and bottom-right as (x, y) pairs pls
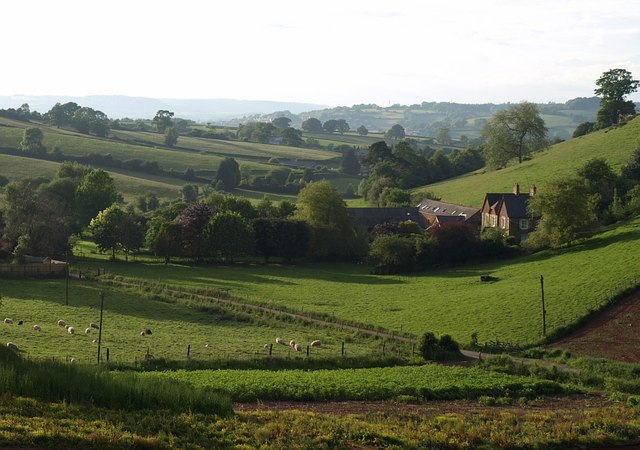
(549, 288), (640, 362)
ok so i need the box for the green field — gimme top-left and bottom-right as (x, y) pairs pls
(72, 215), (640, 346)
(415, 117), (640, 207)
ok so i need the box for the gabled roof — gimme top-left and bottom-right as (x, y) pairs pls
(416, 199), (480, 220)
(482, 193), (531, 218)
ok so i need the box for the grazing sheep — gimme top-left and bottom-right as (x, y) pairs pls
(263, 344), (269, 349)
(294, 343), (302, 352)
(4, 318), (13, 325)
(144, 328), (152, 335)
(17, 320), (23, 325)
(70, 358), (77, 363)
(33, 324), (41, 332)
(205, 343), (209, 348)
(92, 339), (97, 344)
(140, 331), (146, 336)
(57, 320), (66, 327)
(85, 327), (91, 334)
(6, 342), (18, 351)
(90, 322), (99, 330)
(67, 327), (75, 335)
(310, 340), (321, 348)
(275, 337), (285, 345)
(289, 339), (296, 347)
(65, 325), (70, 330)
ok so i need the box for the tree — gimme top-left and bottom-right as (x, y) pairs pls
(146, 218), (181, 263)
(573, 121), (595, 138)
(205, 211), (253, 262)
(336, 119), (350, 134)
(215, 157), (241, 190)
(152, 110), (174, 133)
(178, 202), (213, 261)
(366, 141), (392, 165)
(89, 205), (126, 260)
(594, 68), (639, 129)
(164, 126), (178, 147)
(356, 125), (368, 136)
(379, 187), (411, 207)
(273, 219), (310, 262)
(435, 127), (451, 145)
(47, 102), (79, 128)
(72, 107), (110, 136)
(301, 118), (323, 134)
(339, 149), (361, 175)
(322, 119), (338, 133)
(272, 117), (291, 130)
(295, 180), (361, 259)
(482, 101), (548, 168)
(368, 234), (416, 274)
(20, 127), (45, 155)
(526, 177), (596, 249)
(75, 169), (122, 227)
(385, 124), (405, 141)
(181, 184), (199, 202)
(280, 127), (304, 147)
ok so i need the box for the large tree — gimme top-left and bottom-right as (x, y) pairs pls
(89, 205), (143, 260)
(295, 180), (363, 259)
(152, 110), (174, 133)
(205, 211), (253, 262)
(20, 127), (45, 155)
(482, 101), (548, 168)
(215, 157), (241, 190)
(75, 169), (122, 227)
(385, 124), (405, 141)
(594, 68), (639, 129)
(301, 117), (323, 134)
(339, 149), (361, 175)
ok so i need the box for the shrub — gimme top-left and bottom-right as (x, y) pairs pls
(418, 332), (464, 361)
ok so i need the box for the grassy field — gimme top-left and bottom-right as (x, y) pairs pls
(73, 215), (640, 347)
(415, 116), (640, 207)
(0, 279), (391, 364)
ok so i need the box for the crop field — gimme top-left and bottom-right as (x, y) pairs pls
(416, 117), (640, 207)
(144, 364), (563, 402)
(76, 216), (640, 346)
(0, 279), (390, 364)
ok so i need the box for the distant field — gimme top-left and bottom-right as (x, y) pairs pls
(75, 216), (640, 346)
(416, 117), (640, 207)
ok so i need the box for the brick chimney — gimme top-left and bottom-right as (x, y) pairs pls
(530, 184), (537, 196)
(513, 182), (520, 195)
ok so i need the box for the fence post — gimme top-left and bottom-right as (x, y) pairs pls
(187, 344), (191, 359)
(106, 348), (110, 362)
(306, 345), (310, 357)
(341, 341), (345, 356)
(269, 343), (273, 357)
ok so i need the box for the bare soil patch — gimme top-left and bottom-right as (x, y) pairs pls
(550, 288), (640, 362)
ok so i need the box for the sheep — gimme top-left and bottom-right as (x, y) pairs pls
(33, 324), (41, 332)
(144, 328), (152, 336)
(92, 339), (97, 344)
(294, 343), (303, 352)
(310, 340), (321, 348)
(67, 326), (75, 335)
(204, 343), (209, 348)
(289, 339), (296, 347)
(90, 322), (99, 330)
(17, 320), (23, 326)
(263, 344), (269, 349)
(6, 342), (18, 351)
(275, 337), (285, 345)
(85, 327), (91, 334)
(140, 331), (146, 336)
(57, 319), (66, 327)
(70, 358), (77, 363)
(4, 318), (13, 325)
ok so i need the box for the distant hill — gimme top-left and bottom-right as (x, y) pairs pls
(0, 95), (329, 122)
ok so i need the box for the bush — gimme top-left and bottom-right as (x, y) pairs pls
(418, 332), (464, 361)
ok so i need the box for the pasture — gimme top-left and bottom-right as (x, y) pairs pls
(0, 279), (393, 364)
(74, 215), (640, 346)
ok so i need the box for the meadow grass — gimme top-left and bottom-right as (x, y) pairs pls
(415, 116), (640, 207)
(74, 216), (640, 346)
(0, 278), (391, 364)
(143, 363), (564, 402)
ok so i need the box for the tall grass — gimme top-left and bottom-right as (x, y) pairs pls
(0, 347), (232, 415)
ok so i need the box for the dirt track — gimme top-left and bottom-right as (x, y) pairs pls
(549, 288), (640, 362)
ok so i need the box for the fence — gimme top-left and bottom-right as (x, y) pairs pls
(0, 262), (68, 278)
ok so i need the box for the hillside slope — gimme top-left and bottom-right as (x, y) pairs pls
(415, 117), (640, 207)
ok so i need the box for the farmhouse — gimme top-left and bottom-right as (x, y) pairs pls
(416, 199), (481, 233)
(481, 183), (537, 242)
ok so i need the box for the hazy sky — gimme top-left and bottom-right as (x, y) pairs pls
(4, 0), (640, 107)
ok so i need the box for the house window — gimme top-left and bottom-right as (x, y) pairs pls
(490, 214), (497, 227)
(519, 219), (529, 230)
(500, 216), (506, 229)
(484, 213), (490, 226)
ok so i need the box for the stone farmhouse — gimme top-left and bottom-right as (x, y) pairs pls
(481, 183), (537, 242)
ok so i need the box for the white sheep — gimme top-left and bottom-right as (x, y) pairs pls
(289, 339), (296, 347)
(67, 326), (75, 335)
(6, 342), (18, 351)
(294, 343), (303, 352)
(263, 344), (269, 349)
(275, 337), (285, 345)
(57, 319), (66, 327)
(92, 339), (97, 344)
(140, 331), (146, 336)
(90, 322), (99, 329)
(70, 358), (77, 363)
(33, 324), (41, 332)
(4, 318), (13, 325)
(310, 340), (321, 348)
(85, 327), (91, 334)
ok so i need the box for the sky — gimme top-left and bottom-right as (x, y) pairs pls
(3, 0), (640, 107)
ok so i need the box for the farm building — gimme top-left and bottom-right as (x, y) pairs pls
(416, 199), (481, 233)
(481, 183), (537, 242)
(347, 207), (423, 229)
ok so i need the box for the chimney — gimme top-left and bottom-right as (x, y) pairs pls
(513, 182), (520, 195)
(529, 184), (537, 196)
